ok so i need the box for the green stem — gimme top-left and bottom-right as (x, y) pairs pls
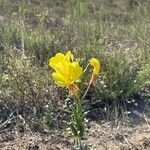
(73, 94), (83, 149)
(75, 136), (82, 149)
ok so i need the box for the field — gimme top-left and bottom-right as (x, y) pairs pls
(0, 0), (150, 149)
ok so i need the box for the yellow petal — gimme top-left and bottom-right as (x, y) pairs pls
(49, 51), (74, 69)
(49, 53), (65, 68)
(54, 61), (70, 77)
(52, 72), (71, 87)
(90, 58), (100, 75)
(69, 62), (83, 81)
(65, 51), (74, 62)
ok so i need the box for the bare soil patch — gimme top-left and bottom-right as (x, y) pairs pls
(0, 118), (150, 150)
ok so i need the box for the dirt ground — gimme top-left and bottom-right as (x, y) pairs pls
(0, 115), (150, 150)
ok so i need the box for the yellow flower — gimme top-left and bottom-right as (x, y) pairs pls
(89, 58), (100, 85)
(49, 51), (73, 68)
(49, 52), (82, 94)
(52, 61), (82, 87)
(90, 58), (100, 75)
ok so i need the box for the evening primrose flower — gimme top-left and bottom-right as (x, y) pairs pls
(49, 53), (83, 95)
(89, 58), (100, 85)
(90, 58), (100, 75)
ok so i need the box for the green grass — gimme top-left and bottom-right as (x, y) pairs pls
(0, 0), (150, 124)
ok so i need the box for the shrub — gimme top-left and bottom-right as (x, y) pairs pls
(0, 49), (55, 128)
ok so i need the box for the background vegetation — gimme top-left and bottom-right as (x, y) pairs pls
(0, 0), (150, 129)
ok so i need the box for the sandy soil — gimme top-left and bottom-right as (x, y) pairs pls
(0, 117), (150, 150)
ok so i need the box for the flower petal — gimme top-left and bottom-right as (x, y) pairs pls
(69, 62), (83, 81)
(65, 51), (73, 62)
(49, 53), (65, 68)
(52, 72), (71, 87)
(90, 58), (100, 75)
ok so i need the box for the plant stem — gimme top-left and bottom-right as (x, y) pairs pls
(73, 94), (83, 149)
(81, 82), (92, 101)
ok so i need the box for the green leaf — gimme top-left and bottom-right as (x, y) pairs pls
(70, 123), (78, 137)
(79, 123), (84, 137)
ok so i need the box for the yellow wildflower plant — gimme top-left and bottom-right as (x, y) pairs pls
(89, 58), (100, 85)
(49, 52), (82, 95)
(49, 52), (101, 149)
